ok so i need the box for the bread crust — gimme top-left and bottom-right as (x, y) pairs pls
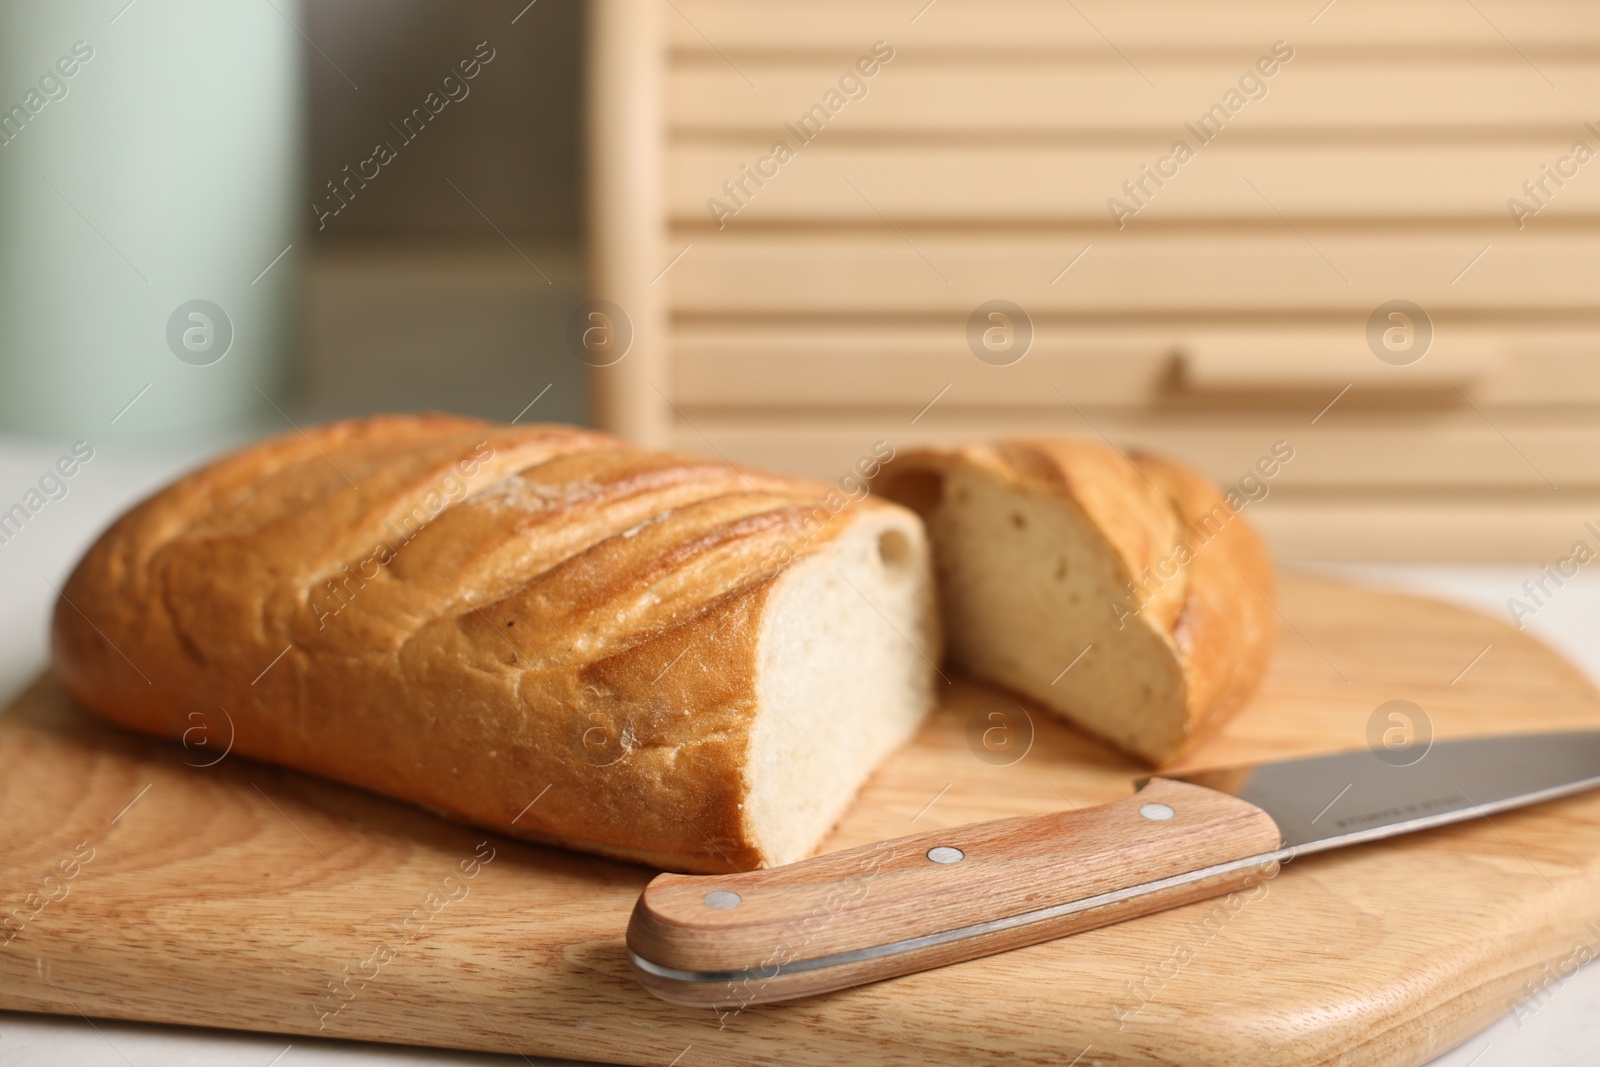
(51, 414), (913, 873)
(1128, 450), (1277, 755)
(876, 438), (1275, 764)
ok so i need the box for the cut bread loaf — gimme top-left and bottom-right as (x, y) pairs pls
(52, 415), (938, 874)
(875, 439), (1274, 765)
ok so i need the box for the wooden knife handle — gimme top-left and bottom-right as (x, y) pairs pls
(627, 778), (1283, 1007)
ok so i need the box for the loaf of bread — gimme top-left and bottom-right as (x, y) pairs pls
(52, 414), (938, 873)
(874, 439), (1275, 765)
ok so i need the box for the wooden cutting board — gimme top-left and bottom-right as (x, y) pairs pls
(3, 572), (1599, 1067)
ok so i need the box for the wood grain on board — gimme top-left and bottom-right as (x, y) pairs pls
(2, 572), (1599, 1066)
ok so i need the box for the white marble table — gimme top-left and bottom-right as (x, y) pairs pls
(2, 434), (1595, 1067)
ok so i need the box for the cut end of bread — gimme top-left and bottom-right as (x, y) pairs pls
(878, 441), (1273, 766)
(745, 507), (939, 867)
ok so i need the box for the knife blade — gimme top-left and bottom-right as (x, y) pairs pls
(626, 731), (1600, 1007)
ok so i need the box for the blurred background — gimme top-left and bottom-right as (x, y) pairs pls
(0, 0), (587, 438)
(294, 0), (587, 427)
(2, 0), (1597, 563)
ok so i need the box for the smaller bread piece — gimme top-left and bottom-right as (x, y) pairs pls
(874, 439), (1275, 765)
(51, 415), (939, 874)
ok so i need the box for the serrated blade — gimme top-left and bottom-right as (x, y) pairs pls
(1164, 731), (1600, 854)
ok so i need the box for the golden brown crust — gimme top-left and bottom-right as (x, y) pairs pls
(876, 437), (1275, 764)
(1128, 451), (1277, 756)
(51, 414), (902, 873)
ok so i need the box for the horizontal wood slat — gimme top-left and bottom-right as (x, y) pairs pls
(1248, 496), (1600, 561)
(669, 144), (1600, 223)
(1179, 335), (1496, 388)
(667, 1), (1600, 52)
(671, 327), (1600, 405)
(669, 65), (1600, 136)
(674, 338), (1172, 405)
(665, 233), (1600, 312)
(665, 412), (1598, 491)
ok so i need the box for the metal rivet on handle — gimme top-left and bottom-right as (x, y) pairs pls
(703, 890), (741, 909)
(926, 846), (965, 864)
(1139, 802), (1176, 821)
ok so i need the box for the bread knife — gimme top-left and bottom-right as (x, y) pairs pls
(627, 730), (1600, 1006)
